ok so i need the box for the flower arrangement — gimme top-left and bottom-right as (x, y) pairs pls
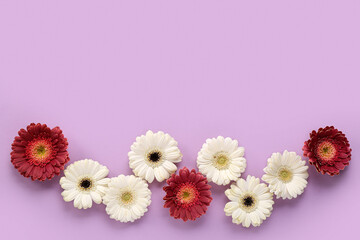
(10, 124), (351, 226)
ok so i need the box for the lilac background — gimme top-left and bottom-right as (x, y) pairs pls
(0, 1), (359, 240)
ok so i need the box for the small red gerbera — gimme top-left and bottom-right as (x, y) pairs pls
(11, 123), (70, 181)
(303, 126), (351, 176)
(163, 167), (212, 222)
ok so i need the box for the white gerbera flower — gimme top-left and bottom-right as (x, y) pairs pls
(60, 159), (110, 209)
(224, 175), (274, 227)
(103, 175), (151, 223)
(128, 130), (182, 183)
(197, 136), (246, 185)
(262, 150), (309, 199)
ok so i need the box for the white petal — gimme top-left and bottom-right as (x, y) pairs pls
(90, 191), (102, 204)
(62, 189), (78, 202)
(82, 194), (92, 209)
(145, 167), (154, 183)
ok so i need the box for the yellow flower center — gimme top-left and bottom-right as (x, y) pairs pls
(182, 191), (190, 198)
(36, 145), (47, 156)
(278, 168), (293, 183)
(176, 183), (199, 207)
(121, 192), (133, 204)
(26, 138), (54, 164)
(213, 152), (229, 169)
(317, 141), (337, 161)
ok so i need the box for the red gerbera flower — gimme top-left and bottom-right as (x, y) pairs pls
(303, 126), (351, 176)
(11, 123), (70, 181)
(163, 167), (212, 221)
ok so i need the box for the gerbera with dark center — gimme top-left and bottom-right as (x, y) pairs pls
(163, 167), (212, 222)
(303, 126), (351, 176)
(128, 130), (182, 183)
(224, 175), (274, 227)
(11, 123), (70, 181)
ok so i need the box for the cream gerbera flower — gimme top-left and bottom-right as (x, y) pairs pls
(60, 159), (110, 209)
(197, 136), (246, 185)
(262, 150), (309, 199)
(224, 175), (274, 227)
(128, 130), (182, 183)
(103, 175), (151, 223)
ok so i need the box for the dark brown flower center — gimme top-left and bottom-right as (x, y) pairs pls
(243, 196), (254, 207)
(148, 151), (162, 162)
(80, 179), (92, 190)
(240, 194), (257, 212)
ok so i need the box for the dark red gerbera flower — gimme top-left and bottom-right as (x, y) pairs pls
(303, 126), (351, 176)
(11, 123), (70, 181)
(163, 167), (212, 222)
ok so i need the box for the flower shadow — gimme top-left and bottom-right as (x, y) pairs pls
(60, 198), (107, 219)
(209, 182), (228, 195)
(9, 163), (61, 190)
(272, 189), (306, 209)
(307, 164), (350, 189)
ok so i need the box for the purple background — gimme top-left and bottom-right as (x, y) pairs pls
(0, 1), (359, 240)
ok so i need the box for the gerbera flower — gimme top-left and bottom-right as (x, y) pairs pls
(60, 159), (110, 209)
(163, 167), (212, 222)
(224, 175), (274, 227)
(11, 123), (70, 181)
(262, 151), (309, 199)
(103, 175), (151, 223)
(128, 130), (182, 183)
(303, 126), (352, 176)
(197, 136), (246, 185)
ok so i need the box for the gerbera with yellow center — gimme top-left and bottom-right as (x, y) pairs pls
(176, 183), (199, 206)
(103, 175), (151, 223)
(163, 167), (212, 221)
(60, 159), (110, 209)
(224, 175), (274, 227)
(11, 123), (69, 181)
(317, 141), (337, 161)
(303, 126), (352, 176)
(197, 136), (246, 185)
(262, 151), (309, 199)
(128, 130), (182, 183)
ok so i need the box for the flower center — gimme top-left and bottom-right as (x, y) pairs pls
(317, 141), (337, 161)
(146, 149), (164, 166)
(182, 191), (190, 198)
(278, 168), (293, 183)
(243, 196), (254, 207)
(25, 138), (55, 166)
(36, 145), (46, 155)
(213, 152), (230, 170)
(120, 191), (133, 204)
(79, 178), (92, 191)
(149, 151), (161, 162)
(176, 183), (199, 208)
(240, 194), (257, 212)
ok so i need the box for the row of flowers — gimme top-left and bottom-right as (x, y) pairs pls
(10, 123), (352, 227)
